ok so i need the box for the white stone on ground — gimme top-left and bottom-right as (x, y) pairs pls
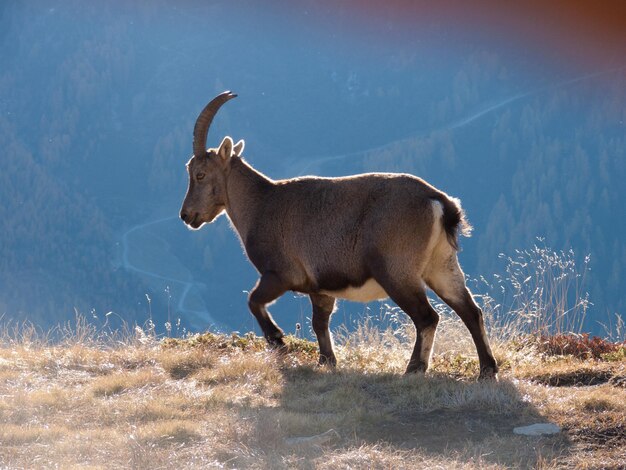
(513, 423), (561, 436)
(284, 429), (340, 446)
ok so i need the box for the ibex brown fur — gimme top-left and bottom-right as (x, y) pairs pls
(180, 92), (498, 379)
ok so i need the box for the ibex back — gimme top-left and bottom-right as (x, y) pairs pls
(180, 92), (498, 379)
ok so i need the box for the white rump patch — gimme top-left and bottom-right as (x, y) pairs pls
(322, 278), (388, 303)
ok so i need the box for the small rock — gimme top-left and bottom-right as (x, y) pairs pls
(284, 429), (340, 447)
(513, 423), (561, 436)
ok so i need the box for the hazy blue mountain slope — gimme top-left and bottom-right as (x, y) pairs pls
(1, 1), (623, 334)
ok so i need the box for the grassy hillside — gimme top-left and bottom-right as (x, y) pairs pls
(0, 313), (624, 469)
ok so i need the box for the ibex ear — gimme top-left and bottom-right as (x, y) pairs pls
(233, 139), (245, 156)
(217, 136), (234, 161)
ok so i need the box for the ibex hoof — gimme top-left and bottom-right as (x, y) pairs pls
(318, 354), (337, 368)
(404, 362), (428, 374)
(266, 335), (288, 352)
(478, 366), (499, 381)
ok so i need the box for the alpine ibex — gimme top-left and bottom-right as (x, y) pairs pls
(180, 91), (498, 379)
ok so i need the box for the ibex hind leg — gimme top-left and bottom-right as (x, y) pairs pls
(425, 254), (498, 380)
(248, 272), (288, 350)
(371, 270), (439, 374)
(310, 293), (337, 367)
(394, 289), (440, 374)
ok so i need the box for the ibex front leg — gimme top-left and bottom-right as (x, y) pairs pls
(310, 293), (337, 367)
(248, 272), (287, 349)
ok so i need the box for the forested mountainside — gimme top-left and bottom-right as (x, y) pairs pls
(1, 1), (624, 334)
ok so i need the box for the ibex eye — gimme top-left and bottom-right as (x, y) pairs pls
(196, 172), (206, 181)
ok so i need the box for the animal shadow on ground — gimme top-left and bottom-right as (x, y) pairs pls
(251, 366), (571, 468)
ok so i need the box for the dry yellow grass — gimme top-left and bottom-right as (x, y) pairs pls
(0, 317), (624, 469)
(90, 368), (162, 397)
(136, 419), (202, 445)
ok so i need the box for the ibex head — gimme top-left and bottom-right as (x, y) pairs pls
(180, 91), (244, 229)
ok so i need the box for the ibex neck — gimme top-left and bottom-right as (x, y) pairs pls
(225, 157), (273, 239)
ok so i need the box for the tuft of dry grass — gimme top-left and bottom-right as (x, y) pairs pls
(514, 355), (625, 387)
(158, 347), (216, 379)
(0, 424), (65, 446)
(90, 369), (161, 397)
(128, 396), (194, 422)
(136, 419), (202, 445)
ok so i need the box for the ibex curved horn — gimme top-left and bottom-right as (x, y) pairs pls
(192, 91), (237, 157)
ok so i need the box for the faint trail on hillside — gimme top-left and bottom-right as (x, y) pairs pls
(291, 65), (626, 176)
(120, 216), (217, 328)
(447, 91), (532, 130)
(449, 65), (626, 130)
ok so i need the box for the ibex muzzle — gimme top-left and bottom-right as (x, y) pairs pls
(180, 91), (498, 379)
